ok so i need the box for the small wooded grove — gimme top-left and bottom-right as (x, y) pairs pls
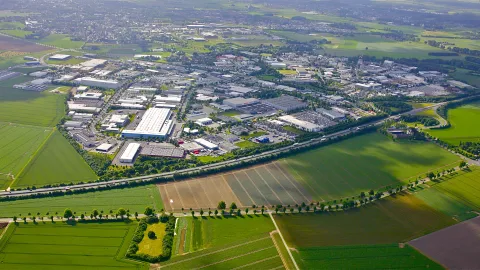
(127, 214), (176, 262)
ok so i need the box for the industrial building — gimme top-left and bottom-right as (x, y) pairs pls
(140, 145), (185, 158)
(120, 143), (141, 163)
(155, 95), (182, 104)
(194, 138), (219, 150)
(223, 97), (259, 108)
(195, 118), (213, 126)
(121, 108), (173, 139)
(317, 108), (346, 121)
(49, 54), (72, 61)
(262, 95), (307, 112)
(74, 77), (121, 89)
(80, 59), (107, 68)
(96, 143), (114, 152)
(278, 115), (322, 132)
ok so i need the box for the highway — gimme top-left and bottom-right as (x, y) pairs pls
(0, 102), (449, 198)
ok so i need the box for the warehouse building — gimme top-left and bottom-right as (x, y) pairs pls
(317, 108), (346, 121)
(278, 115), (322, 132)
(120, 143), (141, 163)
(49, 54), (72, 61)
(194, 138), (219, 150)
(195, 117), (213, 126)
(74, 77), (121, 89)
(262, 95), (307, 112)
(121, 108), (173, 139)
(223, 97), (259, 109)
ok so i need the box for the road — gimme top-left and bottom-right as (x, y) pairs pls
(0, 102), (452, 198)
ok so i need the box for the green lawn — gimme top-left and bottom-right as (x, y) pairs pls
(293, 244), (442, 270)
(0, 221), (147, 269)
(138, 222), (166, 256)
(235, 140), (259, 149)
(39, 34), (84, 49)
(428, 102), (480, 145)
(220, 110), (242, 117)
(47, 57), (87, 65)
(274, 194), (456, 248)
(282, 125), (306, 135)
(241, 131), (267, 140)
(0, 76), (66, 127)
(161, 215), (282, 270)
(280, 132), (460, 201)
(14, 131), (97, 188)
(0, 185), (164, 218)
(0, 123), (53, 188)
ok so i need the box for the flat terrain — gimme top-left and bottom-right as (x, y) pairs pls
(0, 35), (48, 52)
(159, 163), (312, 211)
(0, 185), (164, 218)
(0, 221), (147, 269)
(38, 34), (84, 49)
(138, 222), (166, 256)
(274, 194), (456, 248)
(0, 123), (52, 188)
(14, 131), (97, 188)
(428, 102), (480, 145)
(410, 216), (480, 270)
(160, 216), (284, 270)
(0, 76), (66, 127)
(293, 244), (442, 270)
(280, 132), (460, 201)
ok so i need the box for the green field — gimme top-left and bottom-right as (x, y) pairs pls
(46, 57), (87, 65)
(274, 194), (456, 248)
(39, 34), (84, 49)
(138, 222), (166, 256)
(281, 132), (460, 201)
(0, 185), (164, 218)
(0, 123), (52, 188)
(0, 221), (147, 269)
(0, 29), (33, 38)
(0, 76), (66, 127)
(235, 140), (259, 149)
(428, 102), (480, 145)
(450, 68), (480, 88)
(293, 244), (442, 270)
(14, 131), (97, 188)
(162, 216), (283, 270)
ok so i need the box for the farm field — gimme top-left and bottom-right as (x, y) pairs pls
(14, 131), (97, 188)
(46, 57), (87, 65)
(1, 29), (33, 38)
(410, 216), (480, 270)
(274, 193), (456, 248)
(159, 163), (312, 211)
(160, 216), (283, 270)
(428, 101), (480, 145)
(0, 123), (52, 188)
(38, 34), (84, 49)
(0, 35), (48, 52)
(0, 76), (66, 127)
(280, 132), (460, 201)
(0, 221), (147, 269)
(293, 244), (442, 270)
(450, 68), (480, 88)
(0, 185), (164, 218)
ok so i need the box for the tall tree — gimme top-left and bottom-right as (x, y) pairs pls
(64, 209), (73, 220)
(217, 201), (226, 210)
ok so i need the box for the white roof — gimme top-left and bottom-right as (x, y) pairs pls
(81, 59), (107, 68)
(96, 143), (113, 151)
(278, 115), (321, 130)
(50, 54), (71, 59)
(122, 108), (171, 137)
(194, 138), (218, 149)
(120, 143), (140, 161)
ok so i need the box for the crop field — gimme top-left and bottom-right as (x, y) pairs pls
(451, 68), (480, 88)
(159, 163), (312, 211)
(14, 131), (97, 188)
(280, 132), (460, 201)
(293, 244), (442, 270)
(0, 221), (147, 269)
(428, 102), (480, 145)
(0, 123), (52, 188)
(410, 216), (480, 270)
(0, 185), (164, 218)
(0, 76), (66, 127)
(39, 34), (84, 49)
(47, 57), (87, 65)
(274, 194), (456, 248)
(161, 216), (284, 270)
(0, 35), (47, 52)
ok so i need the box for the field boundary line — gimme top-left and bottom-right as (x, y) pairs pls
(253, 168), (284, 205)
(159, 236), (271, 268)
(231, 255), (280, 270)
(194, 246), (276, 270)
(185, 180), (201, 210)
(243, 171), (271, 207)
(272, 162), (312, 204)
(0, 223), (11, 241)
(270, 231), (289, 270)
(264, 165), (299, 205)
(10, 127), (56, 187)
(160, 185), (173, 212)
(269, 266), (286, 270)
(269, 213), (299, 270)
(172, 181), (186, 210)
(197, 177), (214, 208)
(219, 174), (244, 208)
(231, 173), (257, 207)
(281, 159), (324, 201)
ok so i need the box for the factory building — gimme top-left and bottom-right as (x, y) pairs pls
(121, 108), (173, 139)
(120, 143), (141, 163)
(278, 115), (322, 132)
(194, 138), (219, 150)
(49, 54), (72, 61)
(317, 108), (346, 121)
(223, 97), (259, 109)
(262, 95), (307, 112)
(74, 77), (121, 89)
(195, 118), (213, 126)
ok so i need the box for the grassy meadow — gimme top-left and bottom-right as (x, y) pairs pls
(0, 185), (164, 218)
(0, 123), (52, 188)
(0, 221), (147, 269)
(274, 194), (456, 248)
(138, 222), (167, 256)
(14, 131), (97, 188)
(38, 34), (84, 49)
(428, 102), (480, 145)
(293, 244), (442, 270)
(280, 132), (460, 201)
